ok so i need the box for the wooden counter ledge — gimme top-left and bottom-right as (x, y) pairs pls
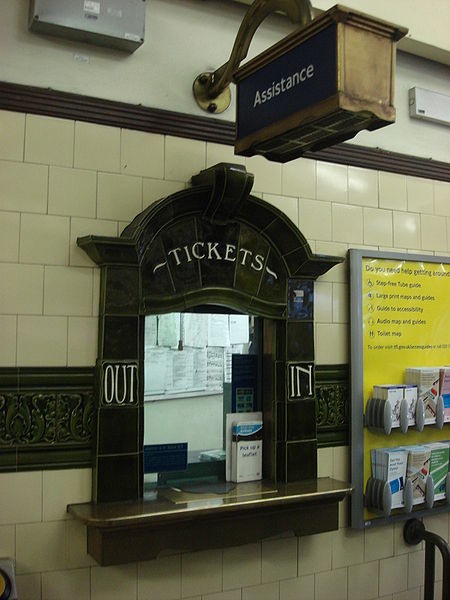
(68, 477), (352, 565)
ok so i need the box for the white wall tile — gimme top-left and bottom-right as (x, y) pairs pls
(315, 240), (348, 258)
(406, 177), (433, 214)
(332, 282), (348, 323)
(223, 543), (261, 590)
(379, 554), (408, 596)
(332, 446), (349, 482)
(20, 213), (70, 265)
(315, 323), (348, 364)
(393, 212), (421, 249)
(363, 207), (393, 246)
(0, 524), (15, 556)
(0, 109), (25, 161)
(379, 172), (407, 210)
(242, 581), (278, 600)
(74, 122), (120, 173)
(42, 568), (90, 600)
(44, 266), (93, 316)
(70, 217), (117, 267)
(393, 589), (421, 600)
(282, 158), (316, 199)
(423, 512), (449, 543)
(68, 316), (98, 366)
(0, 263), (43, 314)
(121, 129), (164, 178)
(314, 281), (332, 323)
(434, 180), (450, 216)
(143, 178), (185, 209)
(317, 162), (348, 204)
(138, 554), (181, 600)
(93, 268), (101, 316)
(261, 536), (297, 583)
(0, 315), (17, 366)
(263, 193), (298, 226)
(394, 522), (421, 556)
(0, 211), (20, 261)
(206, 143), (245, 169)
(364, 525), (393, 561)
(16, 573), (42, 600)
(379, 246), (407, 254)
(348, 167), (378, 207)
(407, 550), (424, 590)
(317, 448), (333, 477)
(421, 214), (447, 251)
(315, 568), (347, 600)
(17, 316), (67, 366)
(43, 468), (91, 521)
(16, 521), (67, 574)
(348, 560), (379, 600)
(48, 166), (97, 218)
(280, 574), (314, 600)
(65, 519), (97, 568)
(0, 160), (48, 213)
(97, 172), (142, 221)
(246, 156), (282, 195)
(91, 564), (137, 600)
(299, 198), (332, 241)
(315, 241), (348, 283)
(25, 115), (74, 167)
(332, 204), (363, 244)
(332, 527), (364, 568)
(298, 531), (332, 576)
(181, 549), (222, 597)
(165, 136), (206, 183)
(203, 591), (241, 600)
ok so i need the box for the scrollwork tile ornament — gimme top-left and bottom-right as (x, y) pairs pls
(0, 392), (94, 446)
(315, 365), (349, 447)
(0, 367), (95, 471)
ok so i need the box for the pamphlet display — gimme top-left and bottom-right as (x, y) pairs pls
(350, 250), (450, 528)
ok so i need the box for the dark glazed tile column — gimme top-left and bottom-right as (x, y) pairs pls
(95, 265), (142, 503)
(278, 279), (317, 483)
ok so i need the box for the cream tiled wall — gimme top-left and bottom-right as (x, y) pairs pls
(0, 109), (449, 599)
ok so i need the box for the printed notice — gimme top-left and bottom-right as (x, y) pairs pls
(207, 347), (224, 391)
(362, 258), (450, 403)
(158, 313), (180, 347)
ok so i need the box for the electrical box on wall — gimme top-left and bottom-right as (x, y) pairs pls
(409, 87), (450, 127)
(28, 0), (146, 53)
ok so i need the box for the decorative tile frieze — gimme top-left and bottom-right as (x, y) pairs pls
(0, 364), (349, 470)
(0, 391), (94, 446)
(315, 364), (349, 447)
(0, 367), (95, 471)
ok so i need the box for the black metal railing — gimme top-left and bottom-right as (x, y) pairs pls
(404, 518), (450, 600)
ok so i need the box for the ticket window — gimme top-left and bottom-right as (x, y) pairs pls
(143, 308), (262, 494)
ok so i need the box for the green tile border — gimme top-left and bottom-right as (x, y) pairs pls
(0, 364), (348, 471)
(315, 364), (349, 447)
(0, 367), (95, 472)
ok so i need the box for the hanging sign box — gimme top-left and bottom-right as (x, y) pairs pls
(233, 5), (407, 163)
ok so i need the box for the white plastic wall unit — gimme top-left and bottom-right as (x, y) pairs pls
(409, 87), (450, 126)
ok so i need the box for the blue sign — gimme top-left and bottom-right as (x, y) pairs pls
(144, 443), (188, 473)
(232, 354), (258, 412)
(237, 25), (337, 140)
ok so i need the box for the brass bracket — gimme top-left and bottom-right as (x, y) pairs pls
(193, 0), (313, 114)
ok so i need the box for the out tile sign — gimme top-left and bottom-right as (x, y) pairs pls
(100, 361), (138, 405)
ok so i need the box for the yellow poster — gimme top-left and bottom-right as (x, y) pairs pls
(362, 258), (450, 518)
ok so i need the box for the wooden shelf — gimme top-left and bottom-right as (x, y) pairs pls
(68, 477), (352, 565)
